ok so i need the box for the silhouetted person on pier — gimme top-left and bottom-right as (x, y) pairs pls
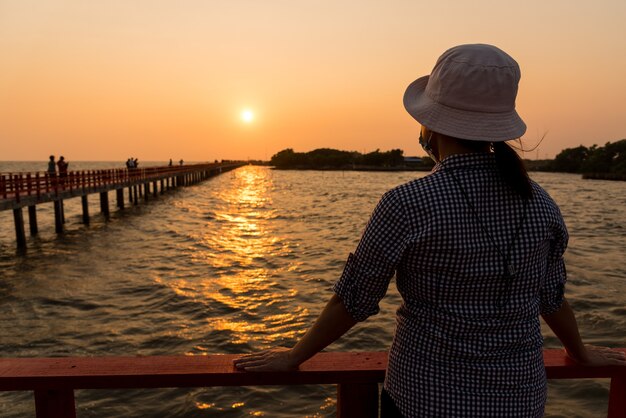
(47, 156), (56, 174)
(179, 159), (184, 166)
(169, 159), (173, 167)
(57, 156), (68, 187)
(47, 155), (57, 189)
(234, 44), (626, 417)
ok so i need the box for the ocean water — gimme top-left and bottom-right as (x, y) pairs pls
(0, 163), (624, 417)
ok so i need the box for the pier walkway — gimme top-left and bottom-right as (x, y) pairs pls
(0, 349), (624, 417)
(0, 162), (246, 248)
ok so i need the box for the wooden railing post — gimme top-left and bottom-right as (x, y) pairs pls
(35, 173), (41, 198)
(26, 173), (32, 195)
(608, 376), (625, 418)
(0, 174), (6, 199)
(337, 383), (379, 418)
(13, 174), (20, 203)
(34, 389), (76, 418)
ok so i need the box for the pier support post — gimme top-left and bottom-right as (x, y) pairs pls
(160, 179), (165, 194)
(100, 192), (110, 220)
(153, 181), (158, 197)
(143, 183), (149, 201)
(53, 200), (63, 233)
(13, 207), (27, 248)
(116, 189), (124, 209)
(337, 383), (378, 418)
(133, 186), (138, 205)
(28, 205), (38, 236)
(128, 187), (133, 204)
(608, 376), (625, 418)
(34, 389), (76, 418)
(81, 195), (90, 225)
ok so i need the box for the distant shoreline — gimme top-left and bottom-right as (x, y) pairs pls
(268, 165), (626, 180)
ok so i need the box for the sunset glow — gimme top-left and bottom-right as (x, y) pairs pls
(241, 110), (254, 124)
(1, 1), (625, 161)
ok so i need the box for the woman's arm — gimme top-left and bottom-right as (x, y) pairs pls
(542, 298), (625, 366)
(233, 293), (357, 371)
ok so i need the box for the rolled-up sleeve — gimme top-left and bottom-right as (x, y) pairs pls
(539, 216), (569, 315)
(333, 189), (409, 322)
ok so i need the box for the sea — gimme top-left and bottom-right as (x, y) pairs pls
(0, 162), (624, 417)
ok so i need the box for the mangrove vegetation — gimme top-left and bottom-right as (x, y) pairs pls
(270, 139), (626, 180)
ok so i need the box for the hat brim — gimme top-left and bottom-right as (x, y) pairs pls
(403, 76), (527, 142)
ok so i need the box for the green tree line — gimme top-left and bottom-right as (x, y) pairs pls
(270, 140), (626, 178)
(549, 139), (626, 175)
(270, 148), (433, 170)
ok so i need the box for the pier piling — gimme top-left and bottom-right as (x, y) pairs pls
(34, 389), (76, 418)
(53, 200), (63, 233)
(28, 205), (38, 236)
(13, 208), (26, 248)
(116, 189), (124, 209)
(81, 196), (90, 225)
(100, 192), (109, 220)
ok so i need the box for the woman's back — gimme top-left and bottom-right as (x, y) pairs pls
(386, 153), (566, 416)
(394, 153), (567, 349)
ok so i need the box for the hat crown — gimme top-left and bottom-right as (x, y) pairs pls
(426, 44), (520, 113)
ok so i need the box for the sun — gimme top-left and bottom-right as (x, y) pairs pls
(241, 109), (254, 123)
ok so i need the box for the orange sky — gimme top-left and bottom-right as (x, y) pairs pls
(1, 1), (625, 161)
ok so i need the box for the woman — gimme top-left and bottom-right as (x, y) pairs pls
(234, 44), (625, 417)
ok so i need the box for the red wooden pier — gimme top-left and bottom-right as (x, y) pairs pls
(0, 349), (624, 417)
(0, 162), (246, 249)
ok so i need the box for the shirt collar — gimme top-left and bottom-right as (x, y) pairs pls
(433, 152), (497, 172)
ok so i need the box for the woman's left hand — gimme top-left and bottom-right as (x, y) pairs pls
(233, 347), (298, 372)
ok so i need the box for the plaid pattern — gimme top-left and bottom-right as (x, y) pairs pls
(333, 153), (568, 417)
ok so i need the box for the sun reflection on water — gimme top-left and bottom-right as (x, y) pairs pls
(166, 165), (309, 349)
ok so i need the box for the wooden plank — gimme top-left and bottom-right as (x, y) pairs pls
(544, 348), (626, 379)
(0, 350), (624, 392)
(0, 352), (386, 391)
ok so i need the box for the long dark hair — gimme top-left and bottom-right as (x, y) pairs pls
(492, 141), (532, 199)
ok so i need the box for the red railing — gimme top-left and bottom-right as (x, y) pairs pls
(0, 163), (242, 203)
(0, 349), (624, 418)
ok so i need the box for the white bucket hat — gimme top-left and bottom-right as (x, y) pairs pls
(403, 44), (526, 142)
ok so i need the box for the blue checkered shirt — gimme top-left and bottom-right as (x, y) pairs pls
(333, 153), (568, 417)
